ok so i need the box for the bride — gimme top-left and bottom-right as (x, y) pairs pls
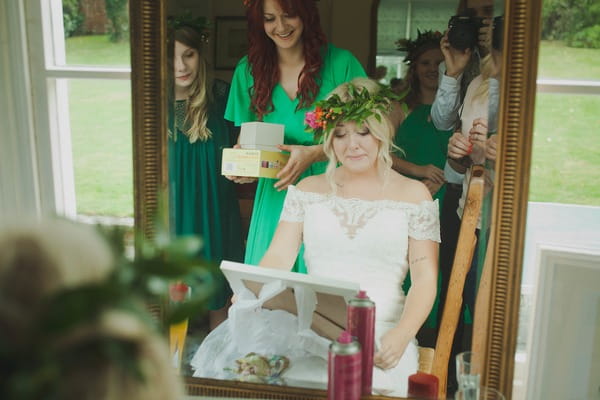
(191, 77), (439, 396)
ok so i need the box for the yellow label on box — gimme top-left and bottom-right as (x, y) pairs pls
(222, 148), (290, 179)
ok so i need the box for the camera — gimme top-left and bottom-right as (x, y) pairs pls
(447, 14), (484, 51)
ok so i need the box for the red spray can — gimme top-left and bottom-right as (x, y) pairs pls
(347, 290), (376, 395)
(327, 331), (362, 400)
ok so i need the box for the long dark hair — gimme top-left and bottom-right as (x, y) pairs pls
(245, 0), (327, 120)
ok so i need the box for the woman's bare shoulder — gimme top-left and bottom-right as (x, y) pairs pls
(387, 171), (433, 204)
(295, 174), (330, 194)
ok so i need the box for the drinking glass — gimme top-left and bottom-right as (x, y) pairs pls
(455, 351), (481, 390)
(455, 386), (505, 400)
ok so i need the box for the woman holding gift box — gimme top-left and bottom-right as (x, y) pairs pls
(168, 22), (244, 329)
(225, 0), (366, 274)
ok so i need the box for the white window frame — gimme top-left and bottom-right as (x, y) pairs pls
(24, 0), (131, 217)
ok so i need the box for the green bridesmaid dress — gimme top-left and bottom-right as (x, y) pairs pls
(394, 103), (451, 331)
(168, 79), (244, 309)
(225, 44), (366, 273)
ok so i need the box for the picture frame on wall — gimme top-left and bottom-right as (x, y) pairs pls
(214, 17), (248, 70)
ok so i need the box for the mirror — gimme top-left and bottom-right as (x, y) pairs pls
(130, 0), (542, 398)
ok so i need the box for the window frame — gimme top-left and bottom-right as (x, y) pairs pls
(25, 0), (131, 217)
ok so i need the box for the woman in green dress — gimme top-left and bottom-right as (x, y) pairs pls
(169, 25), (244, 329)
(392, 30), (451, 208)
(391, 30), (452, 344)
(225, 0), (366, 273)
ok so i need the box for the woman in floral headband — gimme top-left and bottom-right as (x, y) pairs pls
(192, 78), (439, 397)
(392, 30), (450, 204)
(168, 23), (244, 329)
(225, 0), (366, 274)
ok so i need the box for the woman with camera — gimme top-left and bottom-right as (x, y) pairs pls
(433, 1), (503, 394)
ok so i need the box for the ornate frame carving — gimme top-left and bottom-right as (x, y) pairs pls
(130, 0), (168, 240)
(130, 0), (543, 398)
(483, 1), (542, 397)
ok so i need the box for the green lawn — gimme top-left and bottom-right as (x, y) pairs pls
(65, 34), (130, 66)
(538, 40), (600, 80)
(67, 35), (133, 217)
(66, 36), (599, 217)
(530, 93), (600, 205)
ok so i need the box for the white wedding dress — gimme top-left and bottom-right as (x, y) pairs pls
(191, 185), (440, 396)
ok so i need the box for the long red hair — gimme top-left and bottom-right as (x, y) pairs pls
(245, 0), (327, 119)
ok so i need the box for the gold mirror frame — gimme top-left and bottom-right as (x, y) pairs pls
(130, 0), (542, 397)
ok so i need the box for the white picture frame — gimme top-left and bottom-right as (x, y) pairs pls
(524, 244), (600, 400)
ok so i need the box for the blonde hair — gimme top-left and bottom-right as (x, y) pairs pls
(321, 78), (397, 191)
(472, 53), (495, 102)
(173, 26), (213, 142)
(0, 219), (184, 400)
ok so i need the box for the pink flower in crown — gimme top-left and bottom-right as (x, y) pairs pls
(305, 110), (320, 130)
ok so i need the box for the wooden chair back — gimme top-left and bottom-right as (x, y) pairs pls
(420, 165), (486, 398)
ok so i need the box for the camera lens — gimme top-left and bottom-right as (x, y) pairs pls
(447, 15), (481, 51)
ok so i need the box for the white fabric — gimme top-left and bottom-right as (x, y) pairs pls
(191, 185), (440, 397)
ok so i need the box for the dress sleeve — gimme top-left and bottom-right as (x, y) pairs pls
(328, 45), (367, 84)
(224, 57), (257, 126)
(431, 62), (462, 131)
(279, 186), (305, 223)
(408, 200), (441, 242)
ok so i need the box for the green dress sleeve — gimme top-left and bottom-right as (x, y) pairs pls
(224, 57), (256, 126)
(329, 45), (367, 83)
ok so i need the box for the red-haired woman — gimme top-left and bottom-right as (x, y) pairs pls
(226, 0), (366, 273)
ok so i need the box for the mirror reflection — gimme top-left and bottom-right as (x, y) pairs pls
(165, 0), (504, 397)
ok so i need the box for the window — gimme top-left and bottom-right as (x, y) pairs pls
(27, 0), (133, 222)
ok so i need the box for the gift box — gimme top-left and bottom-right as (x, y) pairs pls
(220, 261), (359, 341)
(221, 148), (290, 179)
(239, 121), (285, 152)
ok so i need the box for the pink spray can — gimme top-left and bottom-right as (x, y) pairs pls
(347, 290), (376, 395)
(327, 331), (362, 400)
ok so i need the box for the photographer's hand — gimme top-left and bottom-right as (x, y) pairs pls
(441, 32), (472, 78)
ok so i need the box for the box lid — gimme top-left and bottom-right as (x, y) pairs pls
(221, 261), (359, 340)
(239, 121), (285, 152)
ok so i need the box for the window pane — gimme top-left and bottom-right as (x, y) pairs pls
(530, 93), (600, 205)
(63, 0), (130, 67)
(538, 41), (600, 80)
(539, 0), (600, 80)
(68, 79), (133, 218)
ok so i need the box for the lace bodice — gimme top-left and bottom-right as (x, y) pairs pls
(281, 185), (440, 324)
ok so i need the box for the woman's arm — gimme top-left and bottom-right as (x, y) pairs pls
(374, 238), (438, 369)
(259, 220), (303, 270)
(392, 155), (445, 184)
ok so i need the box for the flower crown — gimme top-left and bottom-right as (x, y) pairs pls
(167, 11), (210, 42)
(304, 82), (400, 143)
(395, 29), (443, 64)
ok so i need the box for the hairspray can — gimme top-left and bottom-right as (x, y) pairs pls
(328, 331), (362, 400)
(347, 290), (375, 395)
